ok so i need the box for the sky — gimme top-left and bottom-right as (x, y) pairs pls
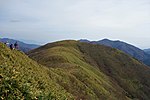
(0, 0), (150, 49)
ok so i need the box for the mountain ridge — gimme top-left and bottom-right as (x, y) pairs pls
(28, 40), (150, 100)
(80, 39), (150, 66)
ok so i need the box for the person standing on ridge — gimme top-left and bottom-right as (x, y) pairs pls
(10, 44), (13, 50)
(14, 42), (18, 49)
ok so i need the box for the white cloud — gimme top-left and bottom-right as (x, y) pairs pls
(0, 0), (150, 48)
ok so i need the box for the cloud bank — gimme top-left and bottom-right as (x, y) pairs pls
(0, 0), (150, 48)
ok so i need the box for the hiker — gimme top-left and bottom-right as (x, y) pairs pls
(14, 42), (18, 49)
(10, 44), (13, 50)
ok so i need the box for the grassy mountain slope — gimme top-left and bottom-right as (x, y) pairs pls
(80, 39), (150, 66)
(28, 40), (150, 100)
(0, 43), (73, 99)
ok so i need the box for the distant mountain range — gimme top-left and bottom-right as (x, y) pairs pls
(0, 38), (40, 52)
(144, 49), (150, 54)
(80, 39), (150, 66)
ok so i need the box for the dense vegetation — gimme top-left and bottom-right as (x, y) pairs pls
(28, 40), (150, 100)
(0, 43), (73, 99)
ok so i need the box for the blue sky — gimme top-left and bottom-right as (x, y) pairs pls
(0, 0), (150, 48)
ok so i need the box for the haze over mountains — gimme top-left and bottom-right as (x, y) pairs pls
(144, 49), (150, 55)
(80, 39), (150, 66)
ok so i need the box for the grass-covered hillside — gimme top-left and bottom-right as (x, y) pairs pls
(28, 40), (150, 100)
(80, 39), (150, 66)
(0, 43), (73, 99)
